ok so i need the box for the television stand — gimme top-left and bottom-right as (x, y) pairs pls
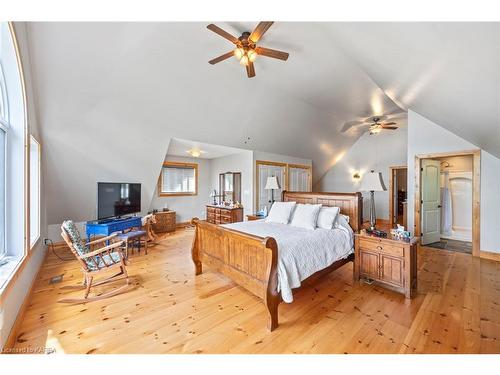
(86, 216), (142, 242)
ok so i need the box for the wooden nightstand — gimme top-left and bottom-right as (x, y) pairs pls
(354, 230), (417, 298)
(246, 214), (266, 221)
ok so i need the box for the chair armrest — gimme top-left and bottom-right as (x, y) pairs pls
(86, 233), (118, 246)
(80, 241), (125, 259)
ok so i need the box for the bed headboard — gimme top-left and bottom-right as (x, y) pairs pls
(282, 191), (363, 232)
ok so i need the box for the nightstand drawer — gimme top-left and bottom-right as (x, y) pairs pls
(359, 238), (404, 257)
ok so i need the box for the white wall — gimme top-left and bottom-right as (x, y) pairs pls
(0, 23), (47, 349)
(316, 125), (408, 221)
(407, 110), (500, 253)
(149, 155), (211, 223)
(210, 152), (254, 216)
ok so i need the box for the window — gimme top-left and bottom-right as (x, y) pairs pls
(158, 162), (198, 196)
(30, 136), (40, 248)
(0, 22), (27, 288)
(0, 62), (8, 261)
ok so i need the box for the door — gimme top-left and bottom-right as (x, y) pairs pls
(359, 250), (379, 279)
(257, 163), (286, 212)
(288, 165), (311, 192)
(380, 254), (403, 287)
(421, 159), (441, 245)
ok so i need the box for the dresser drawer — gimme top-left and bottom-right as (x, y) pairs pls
(220, 216), (232, 224)
(359, 238), (404, 257)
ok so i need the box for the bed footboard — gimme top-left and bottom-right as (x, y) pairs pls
(191, 218), (280, 331)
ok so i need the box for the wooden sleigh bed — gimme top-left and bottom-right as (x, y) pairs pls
(191, 191), (362, 331)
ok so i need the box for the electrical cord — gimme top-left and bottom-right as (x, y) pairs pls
(45, 238), (73, 261)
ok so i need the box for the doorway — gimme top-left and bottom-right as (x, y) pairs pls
(414, 150), (480, 256)
(389, 166), (407, 229)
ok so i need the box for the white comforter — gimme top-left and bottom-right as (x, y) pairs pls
(221, 220), (354, 303)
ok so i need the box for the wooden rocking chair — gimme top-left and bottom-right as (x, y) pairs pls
(59, 220), (132, 304)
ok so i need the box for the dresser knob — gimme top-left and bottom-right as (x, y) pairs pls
(377, 245), (383, 250)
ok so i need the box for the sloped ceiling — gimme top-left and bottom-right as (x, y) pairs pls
(25, 22), (402, 224)
(23, 22), (499, 224)
(328, 22), (500, 157)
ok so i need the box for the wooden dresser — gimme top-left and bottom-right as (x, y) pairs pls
(206, 205), (243, 225)
(152, 211), (176, 233)
(354, 230), (417, 298)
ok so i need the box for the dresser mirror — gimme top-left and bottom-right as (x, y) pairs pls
(219, 172), (241, 204)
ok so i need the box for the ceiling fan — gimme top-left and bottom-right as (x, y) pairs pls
(207, 22), (289, 78)
(341, 115), (399, 135)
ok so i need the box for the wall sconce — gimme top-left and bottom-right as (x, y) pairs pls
(353, 172), (361, 180)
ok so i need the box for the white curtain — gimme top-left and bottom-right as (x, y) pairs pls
(440, 171), (452, 235)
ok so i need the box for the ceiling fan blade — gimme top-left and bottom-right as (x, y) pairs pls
(341, 120), (363, 132)
(249, 22), (274, 43)
(208, 51), (235, 65)
(207, 24), (238, 44)
(380, 125), (398, 130)
(356, 125), (372, 133)
(255, 46), (289, 61)
(246, 61), (256, 78)
(381, 122), (397, 126)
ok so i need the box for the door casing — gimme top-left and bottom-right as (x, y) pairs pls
(414, 150), (480, 257)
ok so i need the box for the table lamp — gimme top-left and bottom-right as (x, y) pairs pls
(359, 170), (387, 230)
(265, 176), (280, 206)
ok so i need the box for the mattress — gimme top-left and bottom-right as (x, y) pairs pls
(221, 219), (354, 303)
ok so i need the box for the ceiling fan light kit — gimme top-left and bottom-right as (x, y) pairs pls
(207, 22), (289, 78)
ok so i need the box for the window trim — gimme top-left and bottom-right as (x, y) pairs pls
(0, 121), (7, 261)
(158, 161), (198, 197)
(0, 22), (31, 300)
(29, 135), (40, 249)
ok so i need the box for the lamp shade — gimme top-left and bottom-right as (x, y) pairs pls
(359, 171), (387, 192)
(265, 176), (280, 190)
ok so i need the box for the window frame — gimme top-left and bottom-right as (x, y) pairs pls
(158, 161), (198, 197)
(29, 135), (40, 249)
(0, 122), (7, 261)
(0, 62), (9, 261)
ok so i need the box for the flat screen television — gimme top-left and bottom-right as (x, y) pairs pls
(97, 182), (141, 220)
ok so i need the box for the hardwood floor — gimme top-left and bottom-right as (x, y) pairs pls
(11, 228), (500, 354)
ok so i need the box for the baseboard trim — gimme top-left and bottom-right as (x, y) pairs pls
(176, 221), (192, 229)
(480, 250), (500, 262)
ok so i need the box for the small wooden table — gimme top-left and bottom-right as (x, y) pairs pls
(354, 230), (417, 298)
(246, 214), (266, 221)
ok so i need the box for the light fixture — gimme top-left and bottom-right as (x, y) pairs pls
(359, 170), (387, 230)
(353, 172), (361, 180)
(370, 127), (382, 135)
(187, 148), (202, 158)
(239, 54), (249, 66)
(247, 49), (257, 62)
(265, 176), (280, 206)
(234, 47), (244, 60)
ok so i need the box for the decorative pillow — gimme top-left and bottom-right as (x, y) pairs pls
(289, 203), (322, 230)
(62, 220), (88, 256)
(316, 206), (340, 229)
(265, 201), (296, 224)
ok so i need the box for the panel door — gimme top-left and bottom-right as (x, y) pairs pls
(421, 159), (441, 245)
(288, 166), (311, 192)
(257, 164), (286, 212)
(380, 254), (403, 287)
(359, 250), (379, 279)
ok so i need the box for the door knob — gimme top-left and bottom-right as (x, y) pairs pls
(438, 205), (442, 208)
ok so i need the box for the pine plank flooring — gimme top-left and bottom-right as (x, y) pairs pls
(11, 228), (500, 354)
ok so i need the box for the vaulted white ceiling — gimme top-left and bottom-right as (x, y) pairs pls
(22, 22), (499, 224)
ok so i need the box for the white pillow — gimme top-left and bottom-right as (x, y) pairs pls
(316, 206), (340, 229)
(265, 201), (296, 224)
(334, 213), (353, 236)
(289, 203), (322, 230)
